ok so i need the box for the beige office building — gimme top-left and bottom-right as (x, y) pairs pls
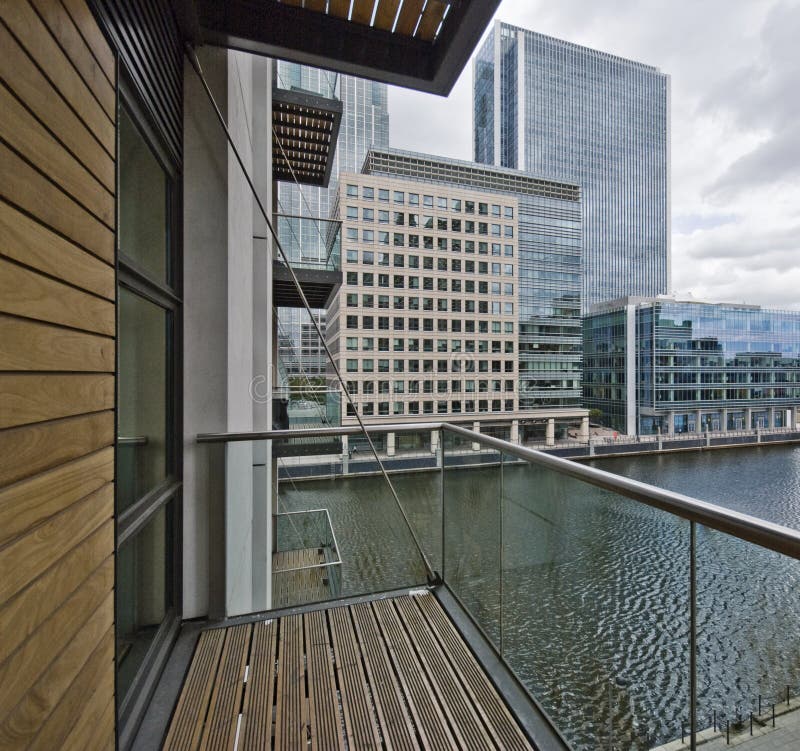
(328, 169), (588, 445)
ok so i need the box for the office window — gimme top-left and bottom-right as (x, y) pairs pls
(117, 101), (180, 704)
(347, 184), (358, 197)
(378, 188), (389, 202)
(409, 193), (419, 206)
(393, 191), (404, 204)
(363, 208), (374, 222)
(362, 186), (374, 200)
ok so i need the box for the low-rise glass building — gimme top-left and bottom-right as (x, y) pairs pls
(583, 297), (800, 435)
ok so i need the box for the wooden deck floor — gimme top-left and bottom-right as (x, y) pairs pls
(271, 548), (330, 609)
(163, 591), (534, 750)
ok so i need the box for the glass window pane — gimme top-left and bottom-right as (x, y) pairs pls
(119, 108), (168, 283)
(118, 288), (168, 512)
(116, 502), (173, 698)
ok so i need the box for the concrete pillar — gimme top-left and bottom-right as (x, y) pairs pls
(341, 435), (349, 474)
(746, 407), (753, 430)
(472, 421), (481, 451)
(769, 407), (775, 430)
(510, 419), (519, 444)
(579, 416), (590, 443)
(668, 411), (675, 435)
(431, 429), (439, 455)
(387, 432), (396, 457)
(721, 408), (728, 433)
(696, 410), (703, 434)
(545, 418), (555, 447)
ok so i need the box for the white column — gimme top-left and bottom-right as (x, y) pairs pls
(545, 418), (555, 447)
(746, 407), (753, 430)
(472, 421), (481, 451)
(431, 429), (439, 455)
(510, 419), (519, 444)
(341, 435), (349, 474)
(387, 432), (396, 457)
(769, 407), (775, 429)
(668, 411), (675, 435)
(579, 416), (589, 443)
(721, 408), (728, 433)
(696, 410), (703, 434)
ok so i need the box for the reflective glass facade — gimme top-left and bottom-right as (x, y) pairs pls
(277, 62), (389, 375)
(362, 148), (583, 409)
(584, 299), (800, 434)
(474, 22), (670, 311)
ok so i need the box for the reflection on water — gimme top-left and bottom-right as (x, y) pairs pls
(280, 445), (800, 749)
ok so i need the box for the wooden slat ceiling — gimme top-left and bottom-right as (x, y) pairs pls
(277, 0), (451, 42)
(272, 92), (342, 186)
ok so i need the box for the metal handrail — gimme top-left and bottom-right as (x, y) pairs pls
(198, 422), (800, 561)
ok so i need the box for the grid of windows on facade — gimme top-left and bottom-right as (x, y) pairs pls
(362, 149), (584, 410)
(473, 22), (669, 311)
(332, 176), (518, 419)
(584, 301), (800, 435)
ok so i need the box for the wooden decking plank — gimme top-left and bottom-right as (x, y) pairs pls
(199, 624), (251, 751)
(350, 602), (418, 751)
(239, 620), (277, 751)
(371, 598), (457, 751)
(274, 613), (306, 749)
(272, 548), (329, 608)
(395, 594), (496, 749)
(163, 629), (225, 751)
(328, 605), (382, 750)
(415, 593), (533, 751)
(305, 609), (345, 750)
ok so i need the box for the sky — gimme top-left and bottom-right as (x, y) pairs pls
(388, 0), (800, 310)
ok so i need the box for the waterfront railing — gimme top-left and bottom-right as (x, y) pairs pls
(198, 423), (800, 750)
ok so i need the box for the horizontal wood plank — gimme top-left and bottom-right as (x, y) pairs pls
(0, 20), (114, 192)
(0, 446), (113, 546)
(0, 257), (114, 335)
(2, 0), (115, 155)
(28, 626), (114, 751)
(28, 0), (116, 120)
(0, 142), (114, 263)
(0, 200), (114, 301)
(0, 315), (114, 373)
(0, 520), (113, 665)
(0, 596), (114, 749)
(0, 482), (112, 605)
(0, 410), (114, 487)
(0, 373), (114, 429)
(0, 82), (114, 229)
(0, 565), (113, 726)
(59, 0), (115, 85)
(80, 691), (116, 751)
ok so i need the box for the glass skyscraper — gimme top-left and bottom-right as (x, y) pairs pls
(276, 62), (389, 375)
(473, 22), (670, 310)
(584, 297), (800, 435)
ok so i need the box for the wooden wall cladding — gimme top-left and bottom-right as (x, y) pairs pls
(0, 1), (116, 749)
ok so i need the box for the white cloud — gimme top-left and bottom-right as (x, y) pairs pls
(388, 0), (800, 310)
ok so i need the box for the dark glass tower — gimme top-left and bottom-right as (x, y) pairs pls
(473, 22), (670, 311)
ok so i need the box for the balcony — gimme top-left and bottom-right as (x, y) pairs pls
(178, 423), (800, 751)
(271, 75), (342, 187)
(273, 214), (342, 308)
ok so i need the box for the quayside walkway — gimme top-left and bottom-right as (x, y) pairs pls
(162, 591), (533, 750)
